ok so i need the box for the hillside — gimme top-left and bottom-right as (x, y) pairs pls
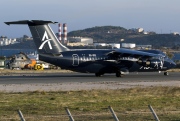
(2, 26), (180, 50)
(68, 26), (180, 48)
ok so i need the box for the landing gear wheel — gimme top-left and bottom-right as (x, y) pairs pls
(95, 73), (101, 77)
(95, 72), (104, 77)
(116, 71), (123, 77)
(164, 72), (169, 76)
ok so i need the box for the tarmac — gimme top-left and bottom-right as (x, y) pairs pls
(0, 71), (179, 92)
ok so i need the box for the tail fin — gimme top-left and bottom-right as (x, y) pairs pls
(5, 20), (69, 54)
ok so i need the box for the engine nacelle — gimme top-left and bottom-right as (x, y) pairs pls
(137, 59), (162, 69)
(137, 59), (147, 66)
(146, 59), (161, 68)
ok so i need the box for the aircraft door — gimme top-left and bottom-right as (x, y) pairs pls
(72, 54), (79, 66)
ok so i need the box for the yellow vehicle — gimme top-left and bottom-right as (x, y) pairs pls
(34, 64), (44, 70)
(24, 59), (36, 69)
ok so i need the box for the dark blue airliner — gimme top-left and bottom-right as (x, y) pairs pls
(5, 20), (176, 77)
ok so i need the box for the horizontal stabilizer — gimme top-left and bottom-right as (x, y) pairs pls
(5, 20), (57, 25)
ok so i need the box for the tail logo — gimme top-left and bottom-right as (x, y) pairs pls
(39, 31), (52, 50)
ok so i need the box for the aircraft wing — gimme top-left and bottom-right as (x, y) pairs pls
(107, 48), (159, 58)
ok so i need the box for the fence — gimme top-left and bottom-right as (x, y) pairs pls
(17, 105), (160, 121)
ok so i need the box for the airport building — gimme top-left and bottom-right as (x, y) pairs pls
(121, 43), (136, 48)
(67, 42), (87, 47)
(68, 37), (93, 45)
(94, 43), (120, 49)
(136, 45), (152, 49)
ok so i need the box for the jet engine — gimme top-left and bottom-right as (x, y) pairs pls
(137, 59), (147, 66)
(137, 59), (162, 69)
(146, 59), (161, 68)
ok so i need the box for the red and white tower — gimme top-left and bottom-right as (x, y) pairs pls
(63, 23), (67, 44)
(58, 23), (62, 43)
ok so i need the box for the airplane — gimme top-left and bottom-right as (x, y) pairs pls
(5, 20), (176, 77)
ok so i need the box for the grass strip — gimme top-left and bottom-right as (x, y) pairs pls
(0, 86), (179, 121)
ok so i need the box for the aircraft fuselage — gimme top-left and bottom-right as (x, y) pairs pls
(39, 49), (175, 74)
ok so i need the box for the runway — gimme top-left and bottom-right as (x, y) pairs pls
(0, 72), (179, 92)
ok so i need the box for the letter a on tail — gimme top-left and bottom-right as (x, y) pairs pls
(39, 31), (52, 50)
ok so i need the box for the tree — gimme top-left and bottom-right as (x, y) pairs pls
(166, 50), (174, 59)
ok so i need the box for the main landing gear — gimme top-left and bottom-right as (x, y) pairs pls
(164, 71), (169, 76)
(95, 72), (124, 77)
(95, 71), (124, 77)
(159, 71), (169, 76)
(115, 71), (123, 77)
(95, 72), (104, 77)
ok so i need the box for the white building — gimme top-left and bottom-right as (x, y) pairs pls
(94, 43), (120, 49)
(136, 45), (152, 49)
(108, 43), (120, 49)
(67, 42), (86, 47)
(0, 38), (17, 46)
(138, 28), (144, 33)
(68, 37), (93, 45)
(122, 43), (136, 48)
(130, 28), (144, 33)
(172, 32), (179, 35)
(94, 43), (107, 47)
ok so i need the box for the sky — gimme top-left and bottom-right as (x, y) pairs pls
(0, 0), (180, 38)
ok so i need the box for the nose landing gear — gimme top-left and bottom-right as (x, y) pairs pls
(95, 72), (104, 77)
